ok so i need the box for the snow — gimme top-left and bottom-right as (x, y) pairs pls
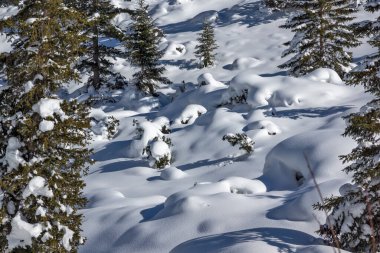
(39, 120), (55, 132)
(304, 68), (344, 85)
(32, 98), (65, 119)
(229, 57), (263, 70)
(7, 212), (43, 251)
(1, 137), (25, 172)
(58, 223), (75, 251)
(160, 167), (188, 180)
(1, 1), (378, 253)
(173, 104), (207, 125)
(22, 176), (54, 199)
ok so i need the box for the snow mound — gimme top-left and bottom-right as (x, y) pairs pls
(245, 120), (281, 135)
(160, 167), (188, 180)
(262, 130), (355, 190)
(163, 177), (266, 212)
(268, 180), (344, 222)
(303, 68), (343, 85)
(197, 73), (225, 87)
(173, 104), (207, 125)
(230, 57), (262, 70)
(222, 71), (352, 108)
(164, 42), (186, 57)
(7, 212), (43, 250)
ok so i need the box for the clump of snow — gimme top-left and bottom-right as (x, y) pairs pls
(197, 73), (224, 87)
(1, 137), (25, 172)
(230, 57), (262, 70)
(244, 120), (281, 135)
(22, 176), (53, 199)
(32, 98), (65, 119)
(303, 68), (343, 85)
(39, 120), (55, 132)
(174, 104), (207, 125)
(160, 167), (188, 180)
(7, 212), (43, 251)
(57, 223), (74, 251)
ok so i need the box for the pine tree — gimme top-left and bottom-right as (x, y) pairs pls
(64, 0), (131, 93)
(279, 0), (361, 77)
(315, 3), (380, 252)
(0, 1), (93, 252)
(264, 0), (290, 11)
(195, 21), (218, 68)
(126, 0), (170, 96)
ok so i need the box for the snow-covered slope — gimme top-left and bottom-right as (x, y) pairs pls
(1, 0), (377, 252)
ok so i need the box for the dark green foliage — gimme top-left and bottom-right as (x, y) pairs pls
(126, 0), (171, 95)
(0, 0), (93, 252)
(279, 0), (361, 77)
(264, 0), (291, 10)
(315, 3), (380, 252)
(195, 21), (218, 68)
(222, 133), (254, 154)
(64, 0), (131, 92)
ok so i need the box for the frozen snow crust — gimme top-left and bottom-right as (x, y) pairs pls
(0, 1), (375, 253)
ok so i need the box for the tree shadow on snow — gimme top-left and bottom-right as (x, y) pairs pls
(160, 59), (199, 70)
(177, 157), (234, 171)
(161, 2), (286, 34)
(265, 106), (352, 120)
(170, 227), (318, 253)
(92, 140), (134, 162)
(92, 159), (149, 174)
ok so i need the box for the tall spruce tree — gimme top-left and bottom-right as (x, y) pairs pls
(195, 21), (218, 68)
(64, 0), (131, 93)
(126, 0), (170, 96)
(279, 0), (361, 77)
(0, 0), (93, 252)
(315, 2), (380, 252)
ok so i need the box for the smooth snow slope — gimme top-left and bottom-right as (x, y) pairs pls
(1, 1), (378, 253)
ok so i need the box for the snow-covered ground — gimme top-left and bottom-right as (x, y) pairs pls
(1, 0), (378, 252)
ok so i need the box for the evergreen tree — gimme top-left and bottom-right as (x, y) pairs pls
(0, 1), (93, 252)
(195, 21), (218, 68)
(264, 0), (290, 11)
(315, 3), (380, 252)
(279, 0), (361, 77)
(64, 0), (131, 93)
(126, 0), (170, 96)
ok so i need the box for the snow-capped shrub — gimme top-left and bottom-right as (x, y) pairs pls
(133, 119), (173, 169)
(90, 113), (120, 140)
(222, 133), (254, 154)
(144, 137), (173, 169)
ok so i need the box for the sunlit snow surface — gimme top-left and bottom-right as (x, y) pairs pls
(0, 1), (378, 253)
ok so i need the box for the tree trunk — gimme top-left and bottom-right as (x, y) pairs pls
(92, 0), (100, 89)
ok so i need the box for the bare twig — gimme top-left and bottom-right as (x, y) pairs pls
(304, 153), (341, 253)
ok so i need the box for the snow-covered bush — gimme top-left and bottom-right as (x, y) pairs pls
(133, 119), (173, 169)
(222, 133), (254, 154)
(90, 109), (120, 140)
